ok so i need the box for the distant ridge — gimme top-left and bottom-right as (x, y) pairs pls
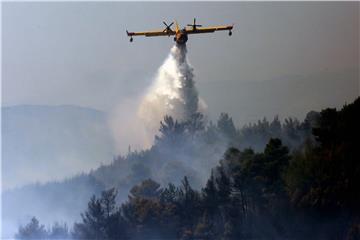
(2, 104), (116, 190)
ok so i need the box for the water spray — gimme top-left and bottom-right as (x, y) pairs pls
(138, 44), (206, 140)
(111, 43), (207, 152)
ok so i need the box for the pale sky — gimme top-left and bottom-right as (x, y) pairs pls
(2, 2), (359, 125)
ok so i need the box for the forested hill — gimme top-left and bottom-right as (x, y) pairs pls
(6, 98), (360, 239)
(14, 97), (360, 239)
(12, 98), (360, 240)
(2, 105), (115, 190)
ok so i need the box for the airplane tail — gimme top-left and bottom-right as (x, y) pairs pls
(175, 20), (180, 33)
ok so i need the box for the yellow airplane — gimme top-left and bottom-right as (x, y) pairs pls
(126, 18), (233, 45)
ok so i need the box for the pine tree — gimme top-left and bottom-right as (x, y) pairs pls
(15, 217), (47, 239)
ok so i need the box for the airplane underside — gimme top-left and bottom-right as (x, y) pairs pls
(175, 32), (188, 45)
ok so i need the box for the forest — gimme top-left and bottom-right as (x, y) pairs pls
(15, 97), (359, 240)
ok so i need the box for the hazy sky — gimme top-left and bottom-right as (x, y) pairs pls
(2, 2), (359, 125)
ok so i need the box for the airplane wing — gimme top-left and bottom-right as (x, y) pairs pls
(127, 29), (175, 37)
(185, 25), (233, 34)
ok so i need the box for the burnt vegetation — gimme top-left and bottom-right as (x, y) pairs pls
(15, 97), (360, 240)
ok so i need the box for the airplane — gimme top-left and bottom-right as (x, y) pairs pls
(126, 18), (233, 45)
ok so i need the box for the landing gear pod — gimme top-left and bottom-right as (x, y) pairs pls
(130, 37), (133, 42)
(229, 31), (232, 36)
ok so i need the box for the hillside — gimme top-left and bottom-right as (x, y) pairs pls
(2, 106), (318, 238)
(2, 105), (116, 190)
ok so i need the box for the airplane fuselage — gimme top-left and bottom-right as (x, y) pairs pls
(175, 30), (188, 45)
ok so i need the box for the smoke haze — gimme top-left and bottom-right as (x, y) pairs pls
(2, 2), (359, 239)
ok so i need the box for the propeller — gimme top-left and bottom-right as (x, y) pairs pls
(187, 18), (202, 29)
(163, 21), (174, 33)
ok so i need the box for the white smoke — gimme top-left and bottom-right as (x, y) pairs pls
(110, 44), (207, 153)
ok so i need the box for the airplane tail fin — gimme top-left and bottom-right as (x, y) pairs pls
(175, 20), (180, 33)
